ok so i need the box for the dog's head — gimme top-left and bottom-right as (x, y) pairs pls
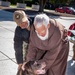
(24, 61), (42, 75)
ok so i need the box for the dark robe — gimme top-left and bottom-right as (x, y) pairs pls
(26, 19), (69, 75)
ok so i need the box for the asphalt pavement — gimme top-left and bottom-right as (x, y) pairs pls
(0, 8), (75, 75)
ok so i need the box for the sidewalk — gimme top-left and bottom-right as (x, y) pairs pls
(0, 9), (75, 75)
(0, 9), (17, 75)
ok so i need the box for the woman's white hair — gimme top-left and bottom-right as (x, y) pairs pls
(34, 14), (50, 28)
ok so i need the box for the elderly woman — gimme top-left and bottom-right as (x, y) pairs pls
(22, 14), (69, 75)
(13, 10), (33, 70)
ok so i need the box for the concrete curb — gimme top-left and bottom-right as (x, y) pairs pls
(60, 17), (75, 20)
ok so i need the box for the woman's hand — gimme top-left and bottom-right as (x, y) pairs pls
(18, 64), (22, 70)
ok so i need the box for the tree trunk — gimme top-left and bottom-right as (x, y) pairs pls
(39, 0), (47, 12)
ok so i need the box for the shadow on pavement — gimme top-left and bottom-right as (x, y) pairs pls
(0, 10), (13, 21)
(0, 9), (60, 22)
(66, 59), (75, 75)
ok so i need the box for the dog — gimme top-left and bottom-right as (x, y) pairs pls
(16, 61), (46, 75)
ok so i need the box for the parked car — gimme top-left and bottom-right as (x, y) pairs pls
(55, 7), (75, 15)
(68, 23), (75, 43)
(68, 23), (75, 36)
(55, 7), (65, 13)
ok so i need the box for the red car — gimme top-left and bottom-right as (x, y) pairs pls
(68, 23), (75, 36)
(55, 7), (65, 13)
(55, 7), (75, 14)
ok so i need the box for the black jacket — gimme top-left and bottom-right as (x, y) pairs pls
(14, 18), (33, 64)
